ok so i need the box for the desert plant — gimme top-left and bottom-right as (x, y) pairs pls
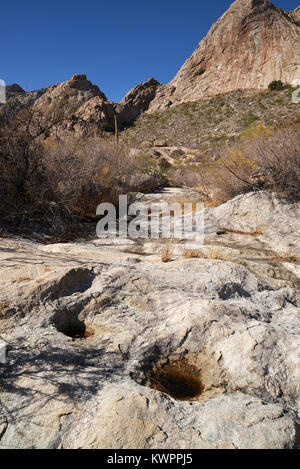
(184, 249), (196, 259)
(0, 104), (68, 214)
(144, 166), (169, 187)
(268, 80), (285, 91)
(183, 246), (229, 261)
(41, 137), (150, 217)
(241, 112), (259, 128)
(0, 105), (152, 232)
(243, 126), (300, 200)
(114, 114), (119, 144)
(200, 126), (300, 204)
(161, 243), (173, 262)
(240, 122), (272, 141)
(99, 121), (114, 133)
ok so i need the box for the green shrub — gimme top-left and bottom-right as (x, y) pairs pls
(241, 113), (259, 128)
(144, 167), (169, 186)
(99, 121), (113, 132)
(268, 80), (285, 91)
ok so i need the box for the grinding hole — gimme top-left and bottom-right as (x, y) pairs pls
(146, 359), (204, 401)
(52, 310), (95, 339)
(133, 350), (229, 402)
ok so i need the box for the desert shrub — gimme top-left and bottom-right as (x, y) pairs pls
(268, 80), (285, 91)
(241, 112), (259, 128)
(144, 166), (169, 187)
(240, 122), (272, 141)
(40, 137), (145, 218)
(183, 246), (228, 261)
(200, 126), (300, 205)
(99, 121), (114, 133)
(0, 102), (71, 208)
(0, 106), (152, 231)
(242, 126), (300, 200)
(168, 166), (202, 189)
(161, 243), (173, 263)
(198, 151), (257, 205)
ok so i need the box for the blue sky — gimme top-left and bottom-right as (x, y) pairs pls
(1, 0), (299, 101)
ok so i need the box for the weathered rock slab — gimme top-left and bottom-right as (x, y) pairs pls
(0, 191), (299, 448)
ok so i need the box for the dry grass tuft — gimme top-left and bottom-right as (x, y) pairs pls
(184, 249), (198, 259)
(161, 244), (173, 263)
(184, 246), (230, 261)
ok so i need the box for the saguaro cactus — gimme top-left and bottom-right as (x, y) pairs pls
(114, 113), (119, 145)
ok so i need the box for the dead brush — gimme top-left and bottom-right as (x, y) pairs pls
(271, 255), (298, 263)
(161, 243), (173, 263)
(184, 249), (198, 259)
(200, 126), (300, 206)
(184, 246), (230, 261)
(270, 251), (299, 263)
(270, 247), (299, 264)
(219, 226), (264, 236)
(0, 227), (10, 238)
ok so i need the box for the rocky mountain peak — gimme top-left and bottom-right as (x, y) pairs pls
(34, 74), (108, 110)
(70, 73), (87, 80)
(289, 5), (300, 23)
(148, 0), (300, 112)
(3, 1), (299, 131)
(227, 0), (275, 11)
(6, 83), (25, 95)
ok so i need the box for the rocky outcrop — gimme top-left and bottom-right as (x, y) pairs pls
(2, 74), (162, 133)
(116, 78), (161, 126)
(148, 0), (300, 111)
(3, 1), (299, 129)
(1, 86), (46, 114)
(33, 73), (108, 113)
(5, 84), (25, 95)
(289, 5), (300, 23)
(0, 191), (299, 448)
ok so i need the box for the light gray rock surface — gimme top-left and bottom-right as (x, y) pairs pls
(0, 191), (299, 448)
(0, 339), (6, 364)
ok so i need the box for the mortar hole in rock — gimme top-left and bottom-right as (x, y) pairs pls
(146, 359), (204, 401)
(52, 310), (95, 339)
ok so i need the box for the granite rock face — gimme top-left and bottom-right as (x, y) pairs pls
(148, 0), (300, 111)
(116, 78), (161, 126)
(3, 74), (162, 133)
(0, 191), (299, 449)
(2, 74), (162, 135)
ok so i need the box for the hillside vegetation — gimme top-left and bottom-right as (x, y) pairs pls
(0, 85), (299, 235)
(122, 88), (300, 153)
